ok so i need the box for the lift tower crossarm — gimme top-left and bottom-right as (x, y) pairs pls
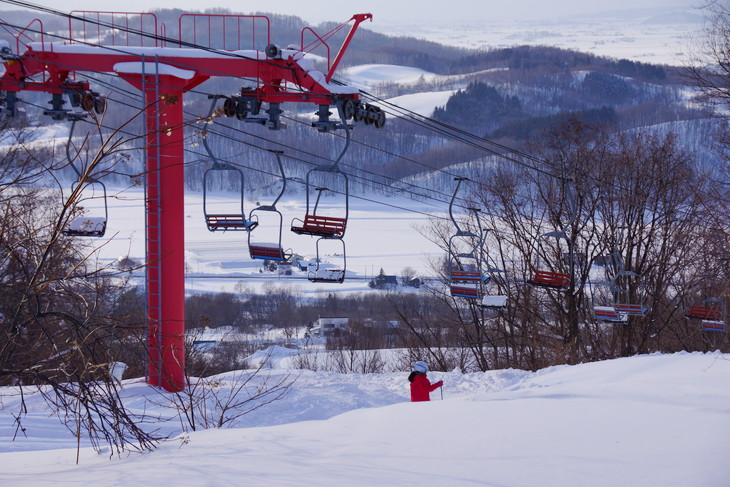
(0, 43), (360, 105)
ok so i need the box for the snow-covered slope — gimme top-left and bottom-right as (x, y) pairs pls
(1, 352), (728, 486)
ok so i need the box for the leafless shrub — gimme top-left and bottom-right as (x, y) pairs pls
(159, 350), (295, 432)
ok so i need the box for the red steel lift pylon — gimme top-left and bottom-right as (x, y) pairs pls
(0, 11), (374, 391)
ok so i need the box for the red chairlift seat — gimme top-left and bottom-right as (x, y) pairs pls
(450, 283), (480, 299)
(291, 214), (347, 238)
(685, 305), (723, 321)
(593, 306), (628, 323)
(527, 270), (570, 290)
(594, 306), (628, 323)
(613, 303), (648, 316)
(451, 270), (488, 283)
(702, 320), (726, 332)
(249, 243), (290, 262)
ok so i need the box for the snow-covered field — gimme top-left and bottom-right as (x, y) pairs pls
(1, 351), (728, 486)
(90, 186), (445, 296)
(367, 7), (704, 67)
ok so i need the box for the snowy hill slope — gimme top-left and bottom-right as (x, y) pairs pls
(1, 352), (728, 486)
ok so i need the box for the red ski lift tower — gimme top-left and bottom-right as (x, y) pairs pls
(0, 11), (379, 392)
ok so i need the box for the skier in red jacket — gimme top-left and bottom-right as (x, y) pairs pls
(408, 361), (443, 402)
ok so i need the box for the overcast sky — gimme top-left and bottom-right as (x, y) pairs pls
(0, 0), (704, 24)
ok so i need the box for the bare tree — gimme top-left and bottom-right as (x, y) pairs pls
(160, 348), (294, 432)
(687, 0), (730, 305)
(0, 112), (160, 456)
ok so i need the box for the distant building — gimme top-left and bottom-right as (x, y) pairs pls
(402, 277), (421, 288)
(369, 272), (398, 289)
(310, 317), (349, 337)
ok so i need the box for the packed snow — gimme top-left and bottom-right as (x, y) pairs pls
(1, 352), (728, 486)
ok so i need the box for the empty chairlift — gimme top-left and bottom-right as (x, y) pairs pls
(203, 163), (256, 231)
(685, 297), (726, 332)
(248, 150), (291, 262)
(527, 179), (576, 291)
(201, 96), (257, 232)
(307, 237), (346, 283)
(291, 125), (350, 240)
(593, 252), (649, 324)
(63, 180), (109, 237)
(62, 116), (109, 238)
(612, 262), (650, 316)
(446, 178), (489, 302)
(291, 127), (351, 283)
(290, 170), (348, 239)
(479, 259), (509, 311)
(527, 229), (572, 290)
(594, 306), (628, 324)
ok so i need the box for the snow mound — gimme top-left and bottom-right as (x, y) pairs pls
(245, 345), (301, 368)
(341, 64), (437, 90)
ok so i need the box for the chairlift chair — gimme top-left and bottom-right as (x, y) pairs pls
(611, 268), (649, 316)
(248, 241), (291, 262)
(481, 294), (508, 310)
(593, 305), (628, 324)
(201, 96), (257, 232)
(290, 172), (348, 239)
(685, 296), (726, 332)
(685, 298), (724, 321)
(248, 150), (290, 262)
(527, 178), (576, 291)
(613, 303), (649, 316)
(445, 177), (487, 300)
(307, 238), (346, 283)
(203, 163), (257, 231)
(291, 127), (350, 239)
(63, 180), (109, 237)
(478, 262), (509, 310)
(61, 117), (109, 238)
(596, 260), (649, 320)
(448, 245), (486, 300)
(527, 230), (572, 290)
(702, 320), (726, 332)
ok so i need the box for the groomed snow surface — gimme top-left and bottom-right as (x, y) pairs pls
(1, 351), (728, 486)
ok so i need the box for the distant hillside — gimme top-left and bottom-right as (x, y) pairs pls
(0, 7), (716, 196)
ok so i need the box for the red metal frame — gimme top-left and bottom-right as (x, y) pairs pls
(0, 11), (370, 392)
(4, 18), (44, 54)
(69, 11), (159, 47)
(299, 14), (372, 83)
(178, 14), (270, 51)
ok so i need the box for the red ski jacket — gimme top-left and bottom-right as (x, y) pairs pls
(410, 374), (442, 402)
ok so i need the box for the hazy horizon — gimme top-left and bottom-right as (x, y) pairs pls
(0, 0), (703, 25)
